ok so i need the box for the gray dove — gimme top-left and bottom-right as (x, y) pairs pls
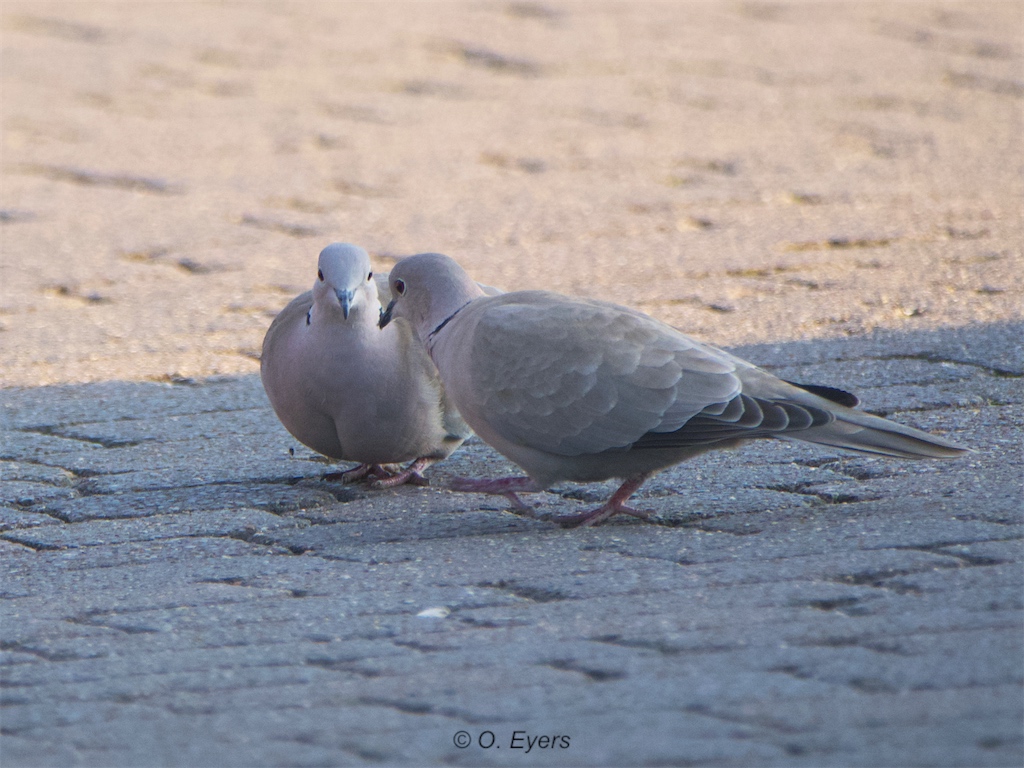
(378, 252), (969, 526)
(261, 243), (471, 487)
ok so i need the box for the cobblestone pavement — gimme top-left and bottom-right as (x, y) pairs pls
(3, 324), (1021, 766)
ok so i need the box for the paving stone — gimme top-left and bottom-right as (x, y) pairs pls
(4, 360), (1015, 766)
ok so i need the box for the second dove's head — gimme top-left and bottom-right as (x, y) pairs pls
(379, 252), (484, 342)
(314, 243), (377, 321)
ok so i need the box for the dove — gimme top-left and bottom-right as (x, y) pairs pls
(378, 252), (970, 526)
(261, 243), (471, 487)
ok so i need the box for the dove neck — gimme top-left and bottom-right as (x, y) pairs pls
(427, 301), (471, 344)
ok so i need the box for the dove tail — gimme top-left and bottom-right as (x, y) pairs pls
(780, 409), (970, 459)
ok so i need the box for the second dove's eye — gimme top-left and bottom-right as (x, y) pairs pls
(394, 279), (406, 295)
(367, 272), (373, 281)
(317, 270), (324, 281)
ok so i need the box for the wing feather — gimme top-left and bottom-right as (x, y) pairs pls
(461, 290), (968, 462)
(470, 293), (742, 456)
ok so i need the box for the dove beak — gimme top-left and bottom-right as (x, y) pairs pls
(379, 299), (396, 329)
(336, 289), (354, 319)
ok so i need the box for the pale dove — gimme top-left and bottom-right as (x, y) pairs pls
(379, 252), (969, 526)
(261, 243), (471, 487)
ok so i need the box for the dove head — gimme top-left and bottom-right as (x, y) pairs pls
(379, 252), (485, 344)
(312, 243), (377, 322)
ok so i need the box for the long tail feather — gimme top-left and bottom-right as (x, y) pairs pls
(780, 409), (969, 459)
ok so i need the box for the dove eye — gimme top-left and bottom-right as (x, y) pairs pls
(317, 269), (324, 281)
(394, 279), (406, 296)
(367, 272), (373, 281)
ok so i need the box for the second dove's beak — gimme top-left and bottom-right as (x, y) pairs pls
(379, 299), (396, 329)
(337, 289), (354, 319)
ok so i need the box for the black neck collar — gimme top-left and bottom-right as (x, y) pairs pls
(428, 301), (471, 341)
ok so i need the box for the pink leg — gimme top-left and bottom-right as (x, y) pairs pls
(323, 463), (375, 484)
(449, 476), (539, 513)
(370, 457), (435, 489)
(553, 474), (653, 528)
(324, 463), (401, 485)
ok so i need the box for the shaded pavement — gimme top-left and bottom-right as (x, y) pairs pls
(2, 323), (1021, 766)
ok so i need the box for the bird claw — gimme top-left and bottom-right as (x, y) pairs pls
(550, 474), (654, 527)
(325, 460), (434, 488)
(552, 505), (651, 528)
(448, 475), (655, 526)
(324, 464), (376, 484)
(449, 477), (539, 513)
(370, 470), (430, 489)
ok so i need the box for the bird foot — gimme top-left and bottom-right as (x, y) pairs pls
(370, 457), (436, 489)
(449, 473), (655, 527)
(449, 476), (538, 512)
(552, 504), (651, 528)
(325, 462), (429, 487)
(371, 471), (429, 489)
(323, 464), (377, 484)
(551, 473), (654, 528)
